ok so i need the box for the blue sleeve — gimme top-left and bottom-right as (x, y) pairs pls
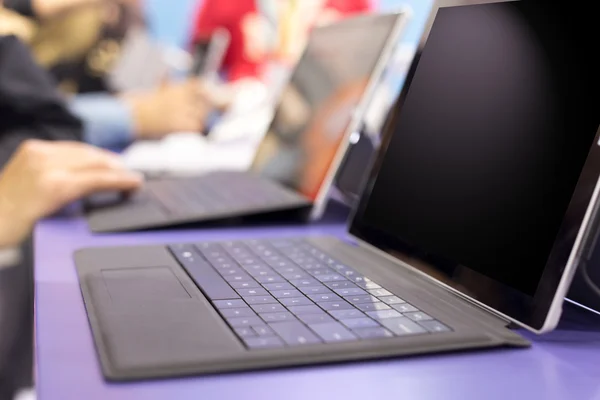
(68, 93), (135, 150)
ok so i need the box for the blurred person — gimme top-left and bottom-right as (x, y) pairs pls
(0, 141), (142, 250)
(188, 0), (375, 128)
(189, 0), (269, 118)
(0, 24), (143, 399)
(4, 0), (215, 150)
(0, 32), (83, 164)
(4, 0), (139, 19)
(0, 141), (142, 400)
(191, 0), (375, 81)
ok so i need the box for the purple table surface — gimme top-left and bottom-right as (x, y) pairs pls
(34, 214), (600, 400)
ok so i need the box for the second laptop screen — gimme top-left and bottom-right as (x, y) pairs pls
(250, 14), (399, 200)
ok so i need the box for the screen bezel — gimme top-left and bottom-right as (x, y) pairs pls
(348, 1), (600, 332)
(249, 11), (411, 219)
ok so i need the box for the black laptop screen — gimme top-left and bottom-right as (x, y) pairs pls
(250, 14), (399, 201)
(350, 1), (599, 328)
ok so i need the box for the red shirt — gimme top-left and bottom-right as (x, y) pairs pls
(191, 0), (375, 82)
(191, 0), (263, 82)
(324, 0), (376, 15)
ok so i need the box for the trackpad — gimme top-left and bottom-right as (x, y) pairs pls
(85, 267), (242, 375)
(102, 267), (191, 303)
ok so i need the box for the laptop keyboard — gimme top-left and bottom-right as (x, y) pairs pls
(145, 173), (298, 215)
(169, 238), (452, 349)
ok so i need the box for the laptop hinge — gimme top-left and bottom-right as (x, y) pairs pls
(347, 234), (515, 327)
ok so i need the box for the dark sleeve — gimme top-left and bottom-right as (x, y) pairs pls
(0, 36), (83, 167)
(3, 0), (36, 18)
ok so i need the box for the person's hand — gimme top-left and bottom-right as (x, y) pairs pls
(0, 140), (143, 247)
(122, 78), (213, 140)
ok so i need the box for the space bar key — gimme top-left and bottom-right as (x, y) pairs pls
(169, 245), (240, 300)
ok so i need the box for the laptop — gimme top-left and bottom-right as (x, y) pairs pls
(85, 12), (410, 233)
(74, 1), (599, 381)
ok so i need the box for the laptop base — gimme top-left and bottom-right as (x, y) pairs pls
(74, 236), (529, 381)
(85, 172), (313, 233)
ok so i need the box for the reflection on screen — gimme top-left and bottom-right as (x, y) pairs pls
(250, 14), (399, 200)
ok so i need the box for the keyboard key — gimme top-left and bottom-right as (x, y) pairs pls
(380, 317), (427, 336)
(325, 281), (355, 289)
(170, 245), (240, 300)
(328, 309), (364, 320)
(316, 274), (346, 282)
(290, 278), (321, 287)
(230, 281), (260, 289)
(268, 260), (294, 269)
(252, 325), (275, 336)
(318, 301), (354, 311)
(256, 275), (285, 284)
(279, 297), (313, 307)
(260, 311), (296, 323)
(214, 299), (246, 309)
(419, 320), (451, 333)
(238, 257), (259, 266)
(391, 303), (418, 313)
(271, 289), (303, 299)
(269, 321), (322, 346)
(405, 312), (433, 322)
(227, 316), (264, 327)
(334, 288), (367, 296)
(281, 272), (311, 280)
(339, 270), (362, 279)
(298, 313), (335, 325)
(248, 270), (278, 279)
(340, 317), (380, 329)
(308, 293), (341, 303)
(331, 263), (354, 273)
(299, 286), (331, 295)
(244, 264), (271, 273)
(243, 336), (284, 349)
(355, 280), (382, 290)
(308, 322), (357, 343)
(275, 266), (303, 274)
(218, 268), (245, 276)
(345, 295), (379, 305)
(290, 256), (310, 264)
(250, 270), (279, 278)
(297, 262), (323, 270)
(263, 282), (294, 291)
(234, 327), (255, 338)
(244, 295), (278, 305)
(250, 303), (286, 313)
(213, 262), (236, 270)
(367, 289), (393, 297)
(356, 302), (390, 312)
(366, 310), (403, 320)
(379, 296), (406, 305)
(224, 273), (252, 283)
(220, 308), (256, 318)
(353, 327), (394, 339)
(309, 268), (335, 276)
(287, 305), (322, 315)
(236, 288), (269, 297)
